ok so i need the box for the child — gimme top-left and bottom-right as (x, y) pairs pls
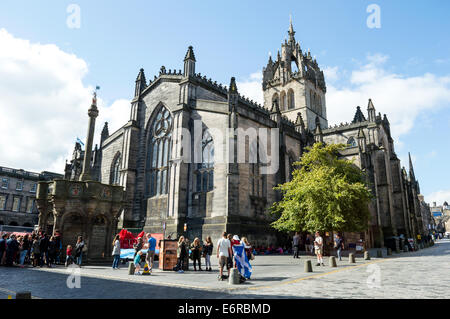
(65, 245), (74, 267)
(134, 250), (143, 275)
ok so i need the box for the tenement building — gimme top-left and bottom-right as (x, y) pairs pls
(0, 166), (62, 227)
(62, 21), (431, 248)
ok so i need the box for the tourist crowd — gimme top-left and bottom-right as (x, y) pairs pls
(0, 230), (85, 268)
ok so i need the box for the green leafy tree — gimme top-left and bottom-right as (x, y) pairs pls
(271, 142), (372, 234)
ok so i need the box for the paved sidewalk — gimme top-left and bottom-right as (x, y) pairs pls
(0, 239), (448, 298)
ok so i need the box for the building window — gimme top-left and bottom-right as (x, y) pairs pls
(288, 90), (295, 110)
(249, 140), (267, 197)
(195, 129), (214, 192)
(272, 93), (279, 108)
(280, 91), (287, 111)
(16, 180), (23, 191)
(110, 154), (121, 185)
(26, 198), (35, 213)
(146, 106), (172, 197)
(30, 183), (37, 193)
(12, 197), (21, 212)
(348, 137), (357, 148)
(1, 178), (8, 189)
(0, 194), (7, 210)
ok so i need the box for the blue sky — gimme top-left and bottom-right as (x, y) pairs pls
(0, 0), (449, 204)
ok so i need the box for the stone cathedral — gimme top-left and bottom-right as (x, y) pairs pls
(63, 21), (432, 249)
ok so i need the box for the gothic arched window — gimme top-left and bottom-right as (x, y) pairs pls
(288, 89), (295, 110)
(249, 140), (267, 197)
(280, 91), (287, 111)
(348, 137), (357, 148)
(147, 106), (172, 196)
(195, 129), (214, 192)
(110, 153), (121, 185)
(272, 93), (279, 106)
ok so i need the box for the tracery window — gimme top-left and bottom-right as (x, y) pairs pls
(195, 129), (214, 192)
(147, 106), (172, 196)
(110, 154), (121, 185)
(288, 89), (295, 110)
(348, 137), (357, 148)
(249, 140), (267, 197)
(280, 91), (287, 111)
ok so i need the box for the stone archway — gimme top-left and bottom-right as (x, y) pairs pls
(61, 213), (85, 249)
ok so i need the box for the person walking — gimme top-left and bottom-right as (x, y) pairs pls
(39, 233), (49, 267)
(334, 233), (344, 261)
(145, 233), (157, 273)
(240, 237), (252, 260)
(0, 234), (7, 265)
(54, 230), (62, 265)
(19, 234), (31, 268)
(65, 245), (74, 267)
(112, 234), (121, 269)
(31, 237), (41, 267)
(314, 231), (324, 266)
(183, 237), (190, 271)
(134, 251), (143, 275)
(5, 234), (19, 266)
(176, 236), (186, 273)
(217, 232), (232, 281)
(190, 237), (202, 271)
(75, 236), (85, 267)
(47, 236), (57, 267)
(133, 237), (143, 258)
(293, 232), (300, 259)
(203, 236), (213, 271)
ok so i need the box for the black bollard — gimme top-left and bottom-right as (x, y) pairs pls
(349, 253), (356, 263)
(329, 256), (337, 267)
(304, 260), (313, 272)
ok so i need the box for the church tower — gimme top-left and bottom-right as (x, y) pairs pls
(262, 18), (328, 131)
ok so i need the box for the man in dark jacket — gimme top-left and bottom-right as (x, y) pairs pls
(0, 234), (8, 265)
(39, 233), (49, 267)
(5, 235), (19, 266)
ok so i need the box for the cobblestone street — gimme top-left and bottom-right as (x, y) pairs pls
(1, 239), (449, 299)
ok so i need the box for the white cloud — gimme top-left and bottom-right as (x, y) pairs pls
(323, 66), (339, 82)
(0, 28), (129, 174)
(425, 190), (450, 207)
(239, 55), (450, 144)
(237, 72), (264, 105)
(325, 54), (450, 142)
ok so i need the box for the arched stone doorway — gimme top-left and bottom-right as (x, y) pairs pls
(61, 213), (85, 249)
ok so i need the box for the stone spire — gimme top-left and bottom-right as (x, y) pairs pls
(295, 112), (305, 135)
(409, 152), (415, 181)
(183, 46), (196, 77)
(228, 77), (239, 113)
(314, 116), (323, 143)
(367, 99), (376, 122)
(288, 15), (296, 43)
(134, 68), (147, 97)
(79, 92), (99, 181)
(357, 127), (366, 152)
(352, 106), (366, 123)
(100, 122), (109, 147)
